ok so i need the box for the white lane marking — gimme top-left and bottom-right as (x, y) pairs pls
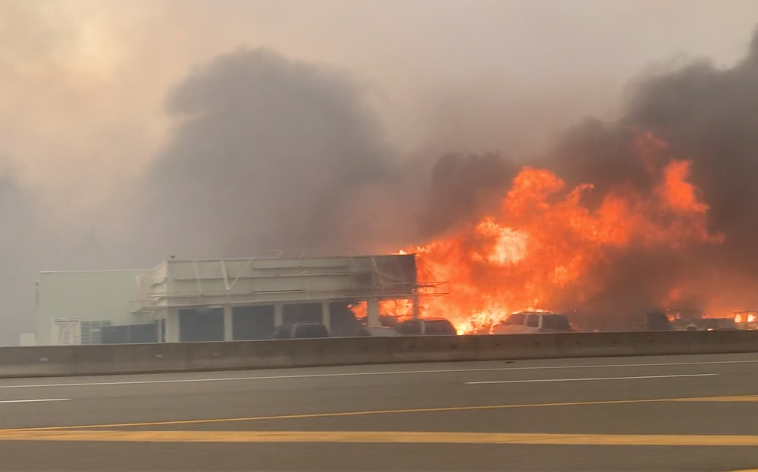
(0, 399), (70, 404)
(466, 373), (719, 385)
(0, 359), (753, 390)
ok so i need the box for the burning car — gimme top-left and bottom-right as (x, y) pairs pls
(665, 308), (738, 331)
(729, 311), (758, 330)
(582, 309), (672, 332)
(681, 318), (738, 331)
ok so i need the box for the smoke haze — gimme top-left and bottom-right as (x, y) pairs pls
(423, 25), (758, 318)
(142, 48), (411, 257)
(2, 0), (758, 342)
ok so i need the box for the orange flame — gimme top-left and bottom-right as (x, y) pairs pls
(411, 132), (723, 333)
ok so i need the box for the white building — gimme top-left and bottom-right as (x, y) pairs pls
(35, 252), (441, 345)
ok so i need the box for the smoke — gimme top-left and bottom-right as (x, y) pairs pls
(564, 25), (758, 314)
(3, 2), (758, 343)
(0, 167), (40, 342)
(419, 152), (518, 237)
(421, 25), (758, 316)
(139, 48), (414, 258)
(131, 24), (758, 318)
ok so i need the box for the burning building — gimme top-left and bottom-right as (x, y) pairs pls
(64, 26), (758, 339)
(36, 252), (439, 345)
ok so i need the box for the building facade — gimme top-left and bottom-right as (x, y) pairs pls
(35, 253), (433, 345)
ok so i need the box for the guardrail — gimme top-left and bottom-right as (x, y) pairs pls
(2, 330), (758, 378)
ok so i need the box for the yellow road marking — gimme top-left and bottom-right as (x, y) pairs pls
(3, 394), (756, 433)
(678, 396), (758, 402)
(0, 430), (757, 445)
(0, 397), (691, 432)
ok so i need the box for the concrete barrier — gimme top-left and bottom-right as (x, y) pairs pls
(390, 334), (479, 363)
(0, 330), (757, 378)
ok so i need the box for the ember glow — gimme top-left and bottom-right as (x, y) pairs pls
(408, 133), (723, 334)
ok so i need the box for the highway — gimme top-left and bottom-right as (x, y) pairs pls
(0, 353), (757, 471)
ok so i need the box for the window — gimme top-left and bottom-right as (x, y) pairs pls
(504, 314), (526, 325)
(425, 320), (455, 335)
(526, 315), (540, 328)
(81, 321), (112, 345)
(541, 314), (571, 331)
(398, 320), (422, 334)
(422, 321), (436, 334)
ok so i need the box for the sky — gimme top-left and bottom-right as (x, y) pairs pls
(2, 0), (758, 344)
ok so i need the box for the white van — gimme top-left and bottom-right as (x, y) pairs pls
(492, 311), (573, 334)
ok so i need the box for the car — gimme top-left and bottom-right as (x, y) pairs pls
(730, 311), (758, 330)
(356, 326), (400, 337)
(492, 311), (573, 334)
(680, 318), (738, 331)
(395, 318), (457, 336)
(270, 323), (329, 339)
(577, 309), (673, 332)
(621, 310), (673, 331)
(665, 308), (699, 330)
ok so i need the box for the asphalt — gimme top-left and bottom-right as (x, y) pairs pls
(0, 353), (758, 471)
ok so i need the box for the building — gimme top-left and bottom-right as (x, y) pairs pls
(36, 269), (152, 346)
(35, 252), (442, 345)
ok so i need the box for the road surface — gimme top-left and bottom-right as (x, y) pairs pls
(0, 352), (757, 471)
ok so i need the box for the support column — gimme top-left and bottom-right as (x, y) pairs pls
(223, 305), (233, 341)
(274, 304), (284, 327)
(321, 302), (331, 332)
(367, 298), (380, 327)
(412, 296), (420, 319)
(156, 310), (164, 343)
(165, 309), (180, 343)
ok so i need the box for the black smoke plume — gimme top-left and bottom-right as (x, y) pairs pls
(139, 48), (414, 259)
(422, 26), (758, 317)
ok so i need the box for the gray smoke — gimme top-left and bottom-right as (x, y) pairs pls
(418, 152), (518, 237)
(7, 24), (758, 344)
(0, 47), (423, 345)
(138, 48), (415, 259)
(422, 26), (758, 317)
(564, 25), (758, 314)
(0, 168), (39, 344)
(141, 30), (758, 316)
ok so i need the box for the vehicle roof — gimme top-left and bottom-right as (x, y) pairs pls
(665, 308), (703, 314)
(510, 311), (562, 316)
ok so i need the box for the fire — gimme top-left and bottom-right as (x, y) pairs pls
(732, 312), (757, 324)
(348, 299), (414, 321)
(412, 132), (723, 333)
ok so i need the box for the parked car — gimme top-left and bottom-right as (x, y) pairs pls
(597, 310), (673, 332)
(643, 310), (674, 331)
(357, 326), (400, 337)
(395, 318), (457, 336)
(730, 311), (758, 330)
(680, 318), (738, 331)
(271, 323), (329, 339)
(492, 311), (573, 334)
